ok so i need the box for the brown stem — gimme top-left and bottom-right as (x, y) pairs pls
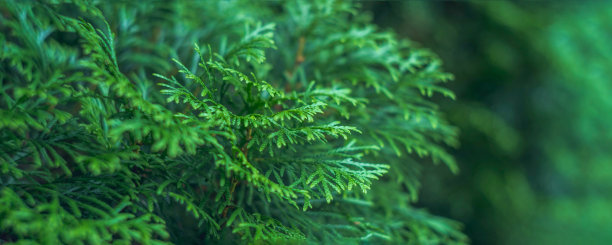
(285, 36), (306, 85)
(241, 127), (252, 157)
(221, 178), (239, 218)
(221, 127), (252, 219)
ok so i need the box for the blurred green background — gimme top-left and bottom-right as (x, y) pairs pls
(365, 1), (612, 244)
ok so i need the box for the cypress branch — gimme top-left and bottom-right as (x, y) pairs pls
(0, 0), (467, 244)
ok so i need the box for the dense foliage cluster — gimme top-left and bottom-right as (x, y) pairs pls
(0, 0), (465, 244)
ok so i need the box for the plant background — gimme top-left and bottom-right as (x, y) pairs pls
(366, 1), (612, 245)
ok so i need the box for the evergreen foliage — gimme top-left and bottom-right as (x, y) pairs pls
(0, 0), (466, 244)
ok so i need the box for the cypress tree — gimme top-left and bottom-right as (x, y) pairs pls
(0, 0), (466, 244)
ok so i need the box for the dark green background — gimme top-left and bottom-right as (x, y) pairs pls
(367, 1), (612, 244)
